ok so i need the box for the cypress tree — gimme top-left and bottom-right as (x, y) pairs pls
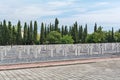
(55, 18), (59, 31)
(107, 31), (111, 42)
(0, 22), (3, 45)
(68, 26), (71, 35)
(34, 21), (38, 44)
(47, 27), (50, 36)
(8, 21), (12, 45)
(111, 27), (114, 42)
(3, 20), (8, 45)
(73, 22), (79, 43)
(49, 23), (52, 32)
(27, 26), (30, 44)
(78, 25), (83, 43)
(61, 25), (64, 37)
(16, 21), (22, 45)
(12, 26), (16, 45)
(94, 23), (97, 32)
(23, 22), (28, 45)
(30, 21), (33, 44)
(119, 29), (120, 33)
(40, 22), (45, 44)
(85, 24), (88, 36)
(44, 25), (47, 39)
(52, 24), (55, 31)
(64, 26), (68, 35)
(82, 24), (88, 43)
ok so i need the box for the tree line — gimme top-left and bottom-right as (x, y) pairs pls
(0, 18), (120, 45)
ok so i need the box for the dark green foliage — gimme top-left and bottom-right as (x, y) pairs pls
(49, 23), (52, 31)
(23, 22), (28, 45)
(78, 25), (83, 43)
(0, 22), (3, 45)
(74, 22), (79, 43)
(3, 20), (8, 45)
(29, 21), (33, 44)
(33, 21), (38, 43)
(40, 22), (45, 44)
(8, 21), (12, 45)
(46, 31), (61, 44)
(82, 24), (88, 43)
(115, 31), (120, 42)
(86, 26), (106, 43)
(94, 23), (97, 32)
(119, 29), (120, 33)
(16, 21), (22, 45)
(71, 22), (79, 43)
(27, 26), (30, 44)
(55, 18), (59, 31)
(61, 35), (74, 44)
(12, 26), (17, 45)
(111, 27), (115, 42)
(44, 25), (47, 39)
(64, 26), (68, 35)
(47, 27), (50, 36)
(61, 25), (64, 37)
(0, 18), (120, 45)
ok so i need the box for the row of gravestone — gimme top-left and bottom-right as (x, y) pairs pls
(0, 43), (120, 63)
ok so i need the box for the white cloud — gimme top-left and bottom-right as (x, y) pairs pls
(14, 6), (62, 17)
(96, 2), (109, 6)
(0, 2), (65, 21)
(47, 1), (73, 7)
(0, 0), (120, 32)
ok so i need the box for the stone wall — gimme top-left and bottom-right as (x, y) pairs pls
(0, 43), (120, 65)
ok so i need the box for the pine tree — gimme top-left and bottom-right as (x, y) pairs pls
(23, 22), (28, 45)
(34, 21), (38, 44)
(55, 18), (59, 31)
(40, 22), (45, 44)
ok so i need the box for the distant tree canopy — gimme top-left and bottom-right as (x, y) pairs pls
(0, 19), (119, 45)
(46, 31), (61, 44)
(61, 35), (74, 44)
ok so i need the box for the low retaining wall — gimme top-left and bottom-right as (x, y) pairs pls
(0, 43), (120, 65)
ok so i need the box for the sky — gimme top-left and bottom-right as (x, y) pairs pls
(0, 0), (120, 32)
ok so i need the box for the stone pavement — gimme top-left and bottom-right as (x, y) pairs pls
(0, 58), (120, 80)
(0, 57), (119, 70)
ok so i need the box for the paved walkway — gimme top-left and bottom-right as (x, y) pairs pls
(0, 56), (119, 70)
(0, 58), (120, 80)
